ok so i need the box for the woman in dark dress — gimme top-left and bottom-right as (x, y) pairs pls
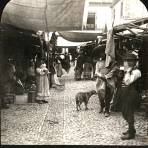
(120, 53), (141, 140)
(74, 53), (85, 80)
(83, 56), (93, 80)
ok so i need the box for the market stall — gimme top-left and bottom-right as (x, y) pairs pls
(113, 17), (148, 115)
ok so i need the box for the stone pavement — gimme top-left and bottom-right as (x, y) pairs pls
(1, 66), (148, 145)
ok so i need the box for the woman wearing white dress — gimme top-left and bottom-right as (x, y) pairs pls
(36, 60), (50, 104)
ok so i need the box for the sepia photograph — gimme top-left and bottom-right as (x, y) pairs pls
(0, 0), (148, 146)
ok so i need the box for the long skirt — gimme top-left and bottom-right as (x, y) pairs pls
(83, 63), (93, 80)
(36, 75), (50, 100)
(120, 85), (139, 124)
(55, 63), (63, 77)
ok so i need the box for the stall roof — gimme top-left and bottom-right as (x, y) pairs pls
(59, 31), (105, 42)
(57, 36), (87, 47)
(114, 17), (148, 33)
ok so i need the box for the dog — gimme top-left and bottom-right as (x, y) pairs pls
(75, 90), (96, 111)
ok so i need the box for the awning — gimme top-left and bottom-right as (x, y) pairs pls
(59, 31), (105, 42)
(114, 17), (148, 33)
(1, 0), (85, 32)
(57, 36), (87, 47)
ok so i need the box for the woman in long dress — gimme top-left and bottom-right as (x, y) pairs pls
(83, 57), (93, 80)
(36, 60), (50, 104)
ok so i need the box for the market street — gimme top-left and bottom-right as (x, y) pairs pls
(1, 66), (148, 145)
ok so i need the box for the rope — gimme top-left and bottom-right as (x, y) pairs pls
(44, 0), (48, 32)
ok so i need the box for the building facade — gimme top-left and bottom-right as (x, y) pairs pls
(82, 0), (113, 31)
(111, 0), (148, 26)
(82, 0), (148, 31)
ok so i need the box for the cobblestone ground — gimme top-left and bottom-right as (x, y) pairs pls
(1, 66), (148, 145)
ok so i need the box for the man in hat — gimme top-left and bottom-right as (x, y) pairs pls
(95, 53), (118, 117)
(119, 53), (141, 140)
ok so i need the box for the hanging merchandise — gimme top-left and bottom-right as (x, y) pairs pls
(105, 29), (115, 67)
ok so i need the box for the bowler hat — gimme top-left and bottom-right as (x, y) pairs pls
(123, 53), (138, 60)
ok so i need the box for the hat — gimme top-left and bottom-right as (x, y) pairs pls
(123, 53), (138, 60)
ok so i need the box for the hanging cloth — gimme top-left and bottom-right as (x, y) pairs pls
(105, 29), (115, 67)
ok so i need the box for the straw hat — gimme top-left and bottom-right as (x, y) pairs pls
(123, 53), (138, 61)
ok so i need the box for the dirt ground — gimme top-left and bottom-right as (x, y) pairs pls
(1, 66), (148, 145)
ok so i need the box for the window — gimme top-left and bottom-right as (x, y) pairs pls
(86, 13), (96, 30)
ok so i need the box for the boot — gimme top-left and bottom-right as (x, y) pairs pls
(2, 104), (9, 109)
(121, 125), (136, 140)
(104, 112), (110, 117)
(104, 106), (110, 117)
(122, 130), (129, 135)
(122, 129), (136, 135)
(121, 133), (135, 140)
(99, 107), (103, 113)
(36, 100), (43, 104)
(41, 100), (48, 103)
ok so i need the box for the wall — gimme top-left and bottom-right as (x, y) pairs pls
(82, 0), (113, 31)
(112, 0), (148, 26)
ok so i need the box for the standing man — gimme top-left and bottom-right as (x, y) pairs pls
(120, 53), (141, 140)
(95, 54), (118, 117)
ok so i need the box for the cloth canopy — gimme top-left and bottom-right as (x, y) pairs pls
(57, 36), (86, 47)
(59, 31), (104, 42)
(1, 0), (85, 32)
(1, 0), (106, 42)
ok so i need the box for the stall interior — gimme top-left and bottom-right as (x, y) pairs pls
(0, 23), (41, 95)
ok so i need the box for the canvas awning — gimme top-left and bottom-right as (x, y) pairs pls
(1, 0), (85, 32)
(59, 31), (105, 42)
(57, 36), (87, 47)
(113, 17), (148, 33)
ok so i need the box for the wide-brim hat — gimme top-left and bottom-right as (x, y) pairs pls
(123, 53), (139, 61)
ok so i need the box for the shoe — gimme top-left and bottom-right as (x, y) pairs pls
(99, 108), (103, 113)
(104, 112), (110, 117)
(2, 104), (9, 109)
(36, 100), (43, 104)
(121, 133), (135, 140)
(122, 130), (129, 135)
(122, 129), (136, 135)
(41, 100), (48, 103)
(56, 84), (64, 86)
(51, 84), (57, 88)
